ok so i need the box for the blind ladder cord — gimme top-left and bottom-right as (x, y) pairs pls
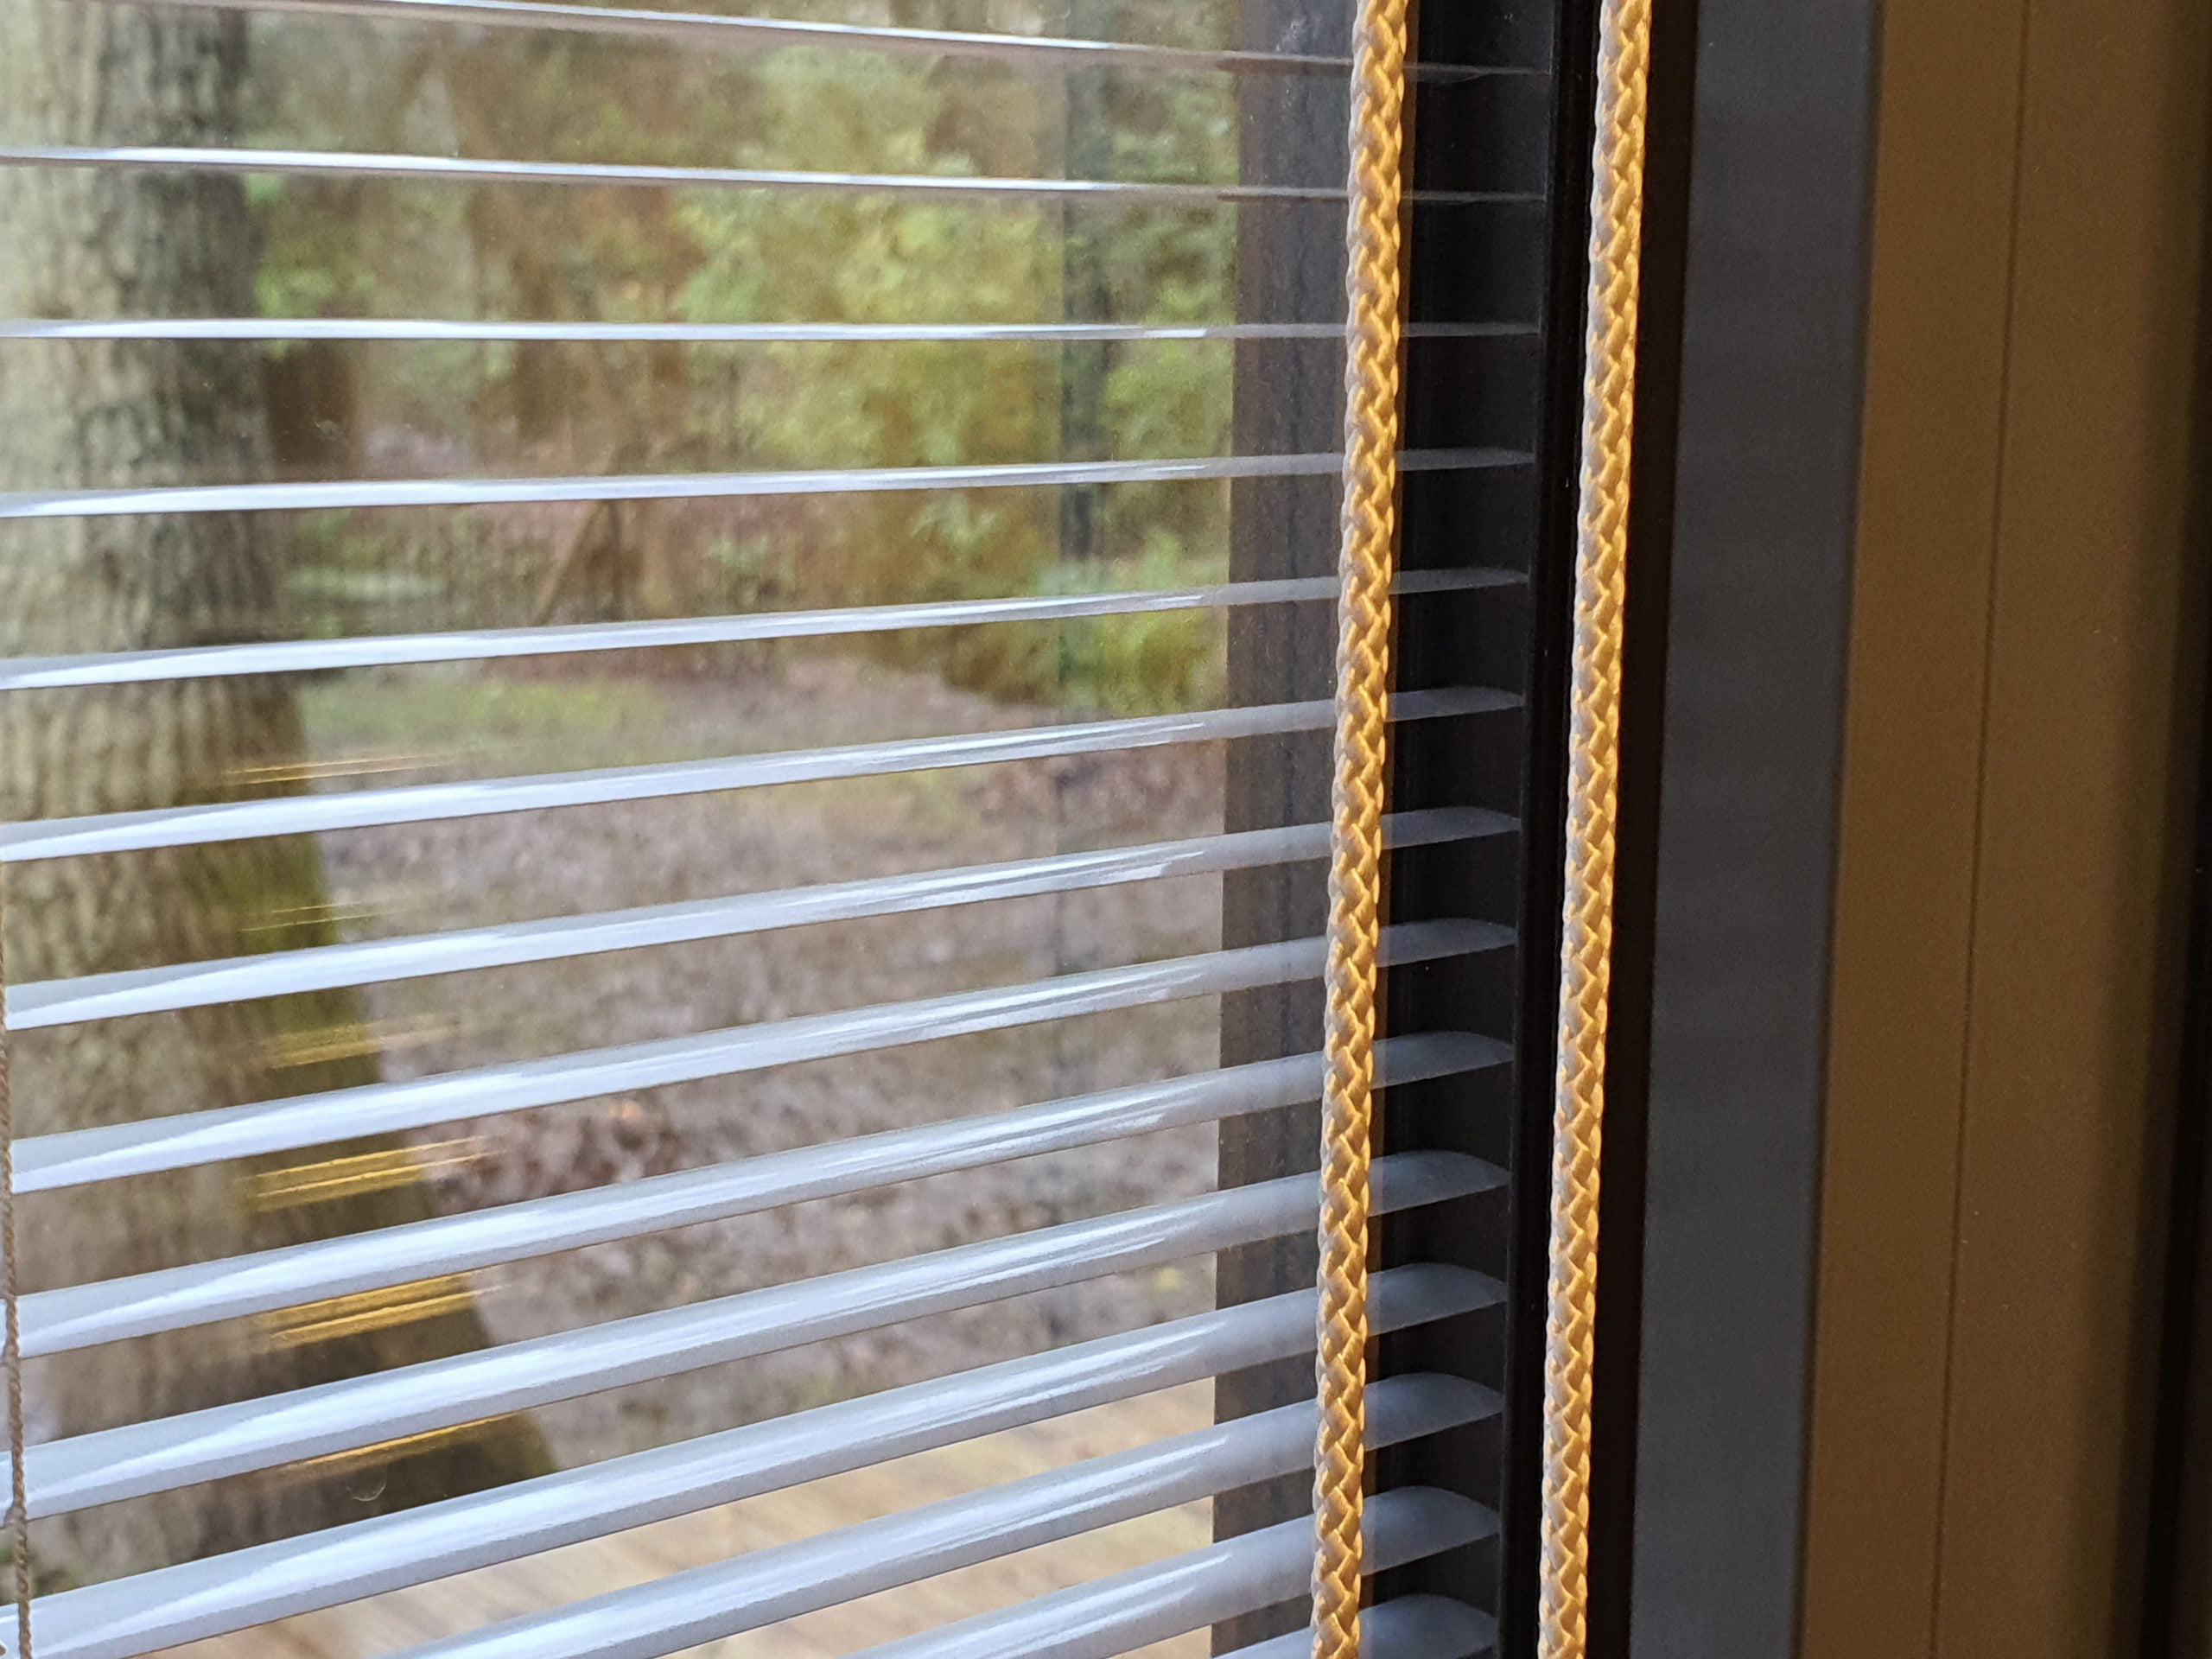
(2, 857), (30, 1659)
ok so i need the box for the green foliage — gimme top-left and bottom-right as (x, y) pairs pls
(1043, 541), (1230, 713)
(244, 3), (1242, 711)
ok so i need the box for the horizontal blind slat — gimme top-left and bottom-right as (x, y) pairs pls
(109, 0), (1532, 79)
(13, 808), (1510, 1029)
(0, 145), (1530, 208)
(27, 1032), (1507, 1355)
(0, 447), (1523, 523)
(15, 1151), (1500, 1516)
(0, 568), (1515, 692)
(1222, 1595), (1497, 1659)
(0, 688), (1511, 862)
(848, 1500), (1497, 1659)
(379, 1378), (1494, 1659)
(0, 320), (1535, 344)
(29, 1266), (1495, 1659)
(17, 919), (1505, 1192)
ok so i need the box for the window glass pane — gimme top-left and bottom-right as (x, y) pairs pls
(0, 1), (1559, 1652)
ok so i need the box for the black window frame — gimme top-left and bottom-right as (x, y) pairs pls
(1214, 0), (1608, 1646)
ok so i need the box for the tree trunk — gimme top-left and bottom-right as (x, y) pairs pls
(1058, 0), (1116, 566)
(0, 2), (550, 1587)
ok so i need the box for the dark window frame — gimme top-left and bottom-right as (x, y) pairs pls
(1215, 0), (1607, 1646)
(1612, 2), (2212, 1656)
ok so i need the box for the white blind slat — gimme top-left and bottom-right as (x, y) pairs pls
(0, 567), (1515, 692)
(0, 143), (1528, 209)
(12, 809), (1510, 1030)
(378, 1377), (1493, 1659)
(20, 919), (1505, 1192)
(29, 1267), (1497, 1659)
(16, 1151), (1500, 1516)
(849, 1500), (1497, 1659)
(112, 0), (1525, 79)
(1, 688), (1512, 862)
(0, 447), (1523, 524)
(29, 1033), (1508, 1356)
(0, 319), (1535, 343)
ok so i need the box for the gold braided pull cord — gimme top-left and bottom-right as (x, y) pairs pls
(0, 858), (29, 1659)
(1542, 0), (1652, 1652)
(1313, 0), (1408, 1652)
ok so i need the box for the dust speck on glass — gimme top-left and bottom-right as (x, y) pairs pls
(0, 2), (1582, 1656)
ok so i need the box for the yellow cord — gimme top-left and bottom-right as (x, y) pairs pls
(1313, 0), (1409, 1651)
(1318, 0), (1653, 1645)
(1542, 0), (1653, 1650)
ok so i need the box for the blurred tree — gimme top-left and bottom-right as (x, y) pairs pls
(0, 0), (1253, 1591)
(0, 1), (550, 1586)
(244, 3), (1238, 709)
(1058, 0), (1119, 566)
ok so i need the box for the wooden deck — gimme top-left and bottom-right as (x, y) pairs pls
(164, 1385), (1217, 1659)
